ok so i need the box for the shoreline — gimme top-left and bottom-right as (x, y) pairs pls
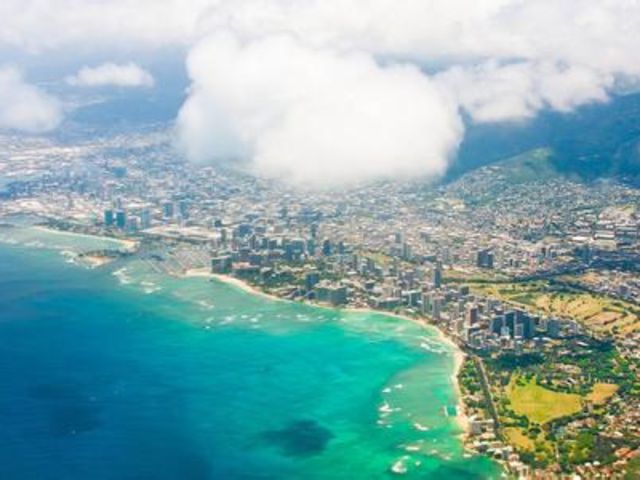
(2, 224), (474, 454)
(183, 267), (471, 435)
(434, 326), (470, 436)
(348, 307), (470, 435)
(32, 225), (138, 251)
(182, 268), (286, 303)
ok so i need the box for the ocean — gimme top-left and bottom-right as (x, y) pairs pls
(0, 226), (500, 479)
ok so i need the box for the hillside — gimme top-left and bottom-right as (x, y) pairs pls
(448, 92), (640, 184)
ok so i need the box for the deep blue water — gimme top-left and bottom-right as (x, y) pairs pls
(0, 243), (499, 479)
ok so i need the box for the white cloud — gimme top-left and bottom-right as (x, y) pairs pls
(175, 0), (640, 187)
(3, 1), (640, 185)
(0, 66), (62, 133)
(435, 61), (612, 123)
(0, 0), (213, 52)
(66, 62), (155, 88)
(177, 34), (462, 187)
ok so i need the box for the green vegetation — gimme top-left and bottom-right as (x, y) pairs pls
(458, 358), (484, 400)
(507, 376), (582, 424)
(480, 344), (639, 473)
(495, 148), (558, 184)
(569, 432), (596, 464)
(489, 352), (544, 371)
(449, 92), (640, 183)
(625, 457), (640, 480)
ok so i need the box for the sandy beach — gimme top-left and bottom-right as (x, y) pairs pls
(436, 329), (470, 435)
(182, 268), (286, 303)
(33, 225), (138, 251)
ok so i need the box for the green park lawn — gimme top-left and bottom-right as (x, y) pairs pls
(508, 376), (582, 424)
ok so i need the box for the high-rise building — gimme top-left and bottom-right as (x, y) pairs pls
(315, 282), (347, 306)
(500, 325), (511, 338)
(504, 311), (516, 334)
(432, 263), (442, 289)
(306, 238), (316, 256)
(432, 296), (442, 321)
(365, 257), (376, 273)
(322, 239), (332, 256)
(115, 210), (126, 229)
(104, 209), (114, 227)
(236, 224), (252, 237)
(405, 290), (422, 307)
(401, 242), (412, 260)
(467, 305), (479, 325)
(285, 239), (306, 261)
(514, 322), (524, 339)
(126, 217), (138, 232)
(140, 209), (151, 229)
(476, 249), (494, 269)
(305, 271), (320, 291)
(511, 310), (534, 339)
(328, 286), (347, 306)
(178, 200), (189, 219)
(547, 319), (561, 338)
(211, 255), (233, 274)
(162, 201), (174, 219)
(490, 315), (504, 335)
(248, 234), (258, 250)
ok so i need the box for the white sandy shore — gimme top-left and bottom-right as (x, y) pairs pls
(183, 268), (471, 434)
(32, 226), (138, 251)
(182, 268), (285, 303)
(433, 327), (470, 436)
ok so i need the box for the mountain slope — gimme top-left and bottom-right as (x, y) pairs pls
(447, 92), (640, 184)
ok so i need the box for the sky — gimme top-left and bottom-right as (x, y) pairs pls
(1, 0), (640, 187)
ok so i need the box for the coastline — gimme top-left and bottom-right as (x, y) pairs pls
(2, 225), (474, 462)
(32, 225), (138, 251)
(340, 307), (469, 435)
(2, 218), (474, 446)
(0, 240), (501, 480)
(183, 267), (471, 436)
(433, 325), (470, 436)
(182, 268), (286, 303)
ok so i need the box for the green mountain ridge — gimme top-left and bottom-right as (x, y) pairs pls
(449, 92), (640, 184)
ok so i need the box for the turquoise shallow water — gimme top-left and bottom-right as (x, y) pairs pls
(0, 227), (500, 479)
